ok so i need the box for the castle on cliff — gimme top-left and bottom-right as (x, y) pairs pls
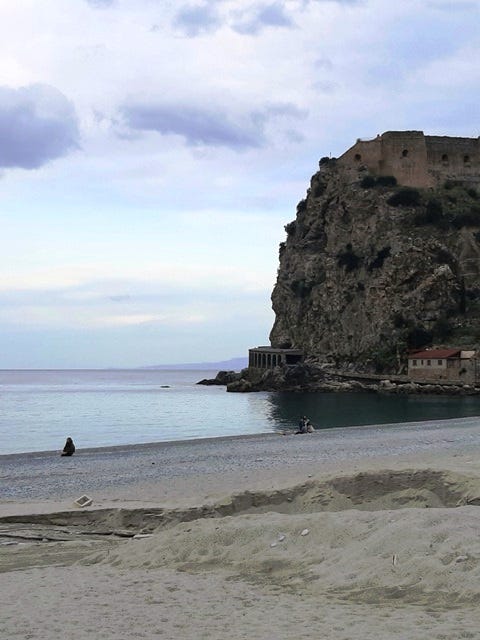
(338, 131), (480, 188)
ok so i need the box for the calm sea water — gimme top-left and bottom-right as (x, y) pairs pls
(1, 369), (480, 455)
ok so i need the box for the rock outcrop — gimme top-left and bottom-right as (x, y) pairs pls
(197, 370), (241, 386)
(269, 156), (480, 373)
(220, 363), (479, 394)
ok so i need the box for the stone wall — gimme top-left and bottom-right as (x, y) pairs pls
(338, 131), (480, 188)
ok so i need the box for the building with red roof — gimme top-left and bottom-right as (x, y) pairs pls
(407, 348), (478, 384)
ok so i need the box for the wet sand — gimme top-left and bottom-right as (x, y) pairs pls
(2, 417), (480, 639)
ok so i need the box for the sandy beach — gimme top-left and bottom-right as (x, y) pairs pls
(2, 417), (480, 639)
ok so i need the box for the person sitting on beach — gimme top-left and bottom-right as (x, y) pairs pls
(61, 437), (75, 456)
(306, 420), (315, 433)
(295, 416), (308, 434)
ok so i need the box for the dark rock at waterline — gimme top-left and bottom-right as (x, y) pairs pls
(197, 370), (242, 386)
(198, 362), (480, 396)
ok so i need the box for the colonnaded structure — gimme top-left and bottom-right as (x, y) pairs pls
(338, 131), (480, 188)
(248, 347), (303, 370)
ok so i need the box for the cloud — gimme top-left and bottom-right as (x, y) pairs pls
(232, 2), (295, 35)
(120, 99), (306, 150)
(305, 0), (364, 3)
(427, 1), (478, 11)
(173, 3), (221, 36)
(121, 103), (263, 150)
(84, 0), (115, 8)
(0, 84), (79, 170)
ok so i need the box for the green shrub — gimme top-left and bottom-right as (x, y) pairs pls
(290, 279), (311, 298)
(413, 198), (448, 228)
(313, 182), (326, 198)
(444, 180), (463, 190)
(371, 346), (397, 374)
(296, 199), (307, 213)
(319, 156), (337, 167)
(392, 313), (407, 329)
(360, 175), (376, 188)
(337, 244), (362, 272)
(451, 205), (480, 228)
(467, 188), (478, 200)
(407, 326), (433, 349)
(434, 247), (454, 265)
(376, 175), (397, 187)
(387, 188), (422, 207)
(284, 221), (296, 235)
(433, 317), (454, 341)
(360, 175), (397, 189)
(368, 246), (391, 271)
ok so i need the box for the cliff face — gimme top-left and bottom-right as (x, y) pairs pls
(269, 159), (480, 372)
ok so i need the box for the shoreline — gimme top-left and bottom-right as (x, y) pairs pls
(2, 413), (480, 459)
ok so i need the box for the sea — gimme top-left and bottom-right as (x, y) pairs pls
(1, 369), (480, 455)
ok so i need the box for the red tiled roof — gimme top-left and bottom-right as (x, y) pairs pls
(408, 348), (461, 360)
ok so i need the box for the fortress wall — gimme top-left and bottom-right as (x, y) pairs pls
(379, 131), (430, 188)
(337, 136), (382, 175)
(426, 136), (480, 186)
(337, 131), (480, 188)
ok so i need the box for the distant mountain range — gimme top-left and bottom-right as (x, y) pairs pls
(141, 357), (248, 371)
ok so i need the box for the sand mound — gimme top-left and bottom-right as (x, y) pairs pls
(84, 507), (480, 606)
(5, 468), (480, 608)
(79, 468), (480, 608)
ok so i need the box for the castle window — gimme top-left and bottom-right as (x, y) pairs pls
(437, 360), (442, 365)
(354, 153), (362, 161)
(402, 149), (409, 157)
(442, 154), (449, 164)
(464, 155), (471, 165)
(412, 359), (417, 366)
(427, 360), (431, 366)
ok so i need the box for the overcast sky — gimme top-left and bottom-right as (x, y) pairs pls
(0, 0), (479, 368)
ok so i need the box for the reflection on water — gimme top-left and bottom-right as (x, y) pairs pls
(264, 391), (480, 432)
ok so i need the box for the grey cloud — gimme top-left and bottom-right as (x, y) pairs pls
(297, 0), (364, 7)
(251, 102), (307, 126)
(315, 57), (334, 71)
(121, 100), (306, 150)
(232, 2), (294, 35)
(0, 84), (79, 170)
(109, 295), (132, 302)
(121, 103), (262, 149)
(427, 1), (478, 10)
(173, 4), (221, 36)
(307, 0), (363, 3)
(84, 0), (115, 8)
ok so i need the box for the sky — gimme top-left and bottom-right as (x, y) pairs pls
(0, 0), (479, 368)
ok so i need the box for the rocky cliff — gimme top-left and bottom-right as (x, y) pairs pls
(269, 158), (480, 373)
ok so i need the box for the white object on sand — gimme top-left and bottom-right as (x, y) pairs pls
(300, 529), (309, 536)
(73, 495), (93, 508)
(455, 555), (468, 563)
(278, 534), (286, 542)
